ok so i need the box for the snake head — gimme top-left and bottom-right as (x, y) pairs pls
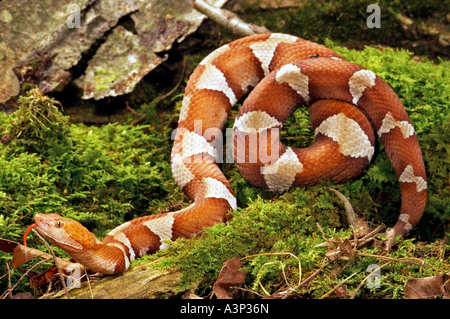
(33, 213), (100, 253)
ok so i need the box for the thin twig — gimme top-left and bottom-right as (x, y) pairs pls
(242, 252), (302, 297)
(359, 224), (386, 242)
(32, 229), (71, 299)
(154, 56), (187, 104)
(0, 272), (7, 283)
(255, 260), (298, 296)
(316, 223), (327, 241)
(193, 0), (270, 35)
(1, 258), (49, 299)
(1, 263), (12, 299)
(356, 251), (427, 266)
(319, 272), (357, 299)
(84, 267), (94, 299)
(127, 103), (146, 126)
(6, 263), (11, 296)
(281, 260), (332, 299)
(328, 187), (357, 227)
(332, 249), (356, 279)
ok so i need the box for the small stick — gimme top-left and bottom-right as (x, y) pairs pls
(356, 251), (427, 266)
(281, 260), (332, 299)
(84, 267), (94, 299)
(242, 252), (302, 287)
(358, 224), (385, 242)
(32, 229), (71, 299)
(319, 272), (357, 299)
(1, 258), (49, 299)
(154, 56), (187, 104)
(193, 0), (270, 35)
(316, 223), (327, 241)
(328, 188), (357, 227)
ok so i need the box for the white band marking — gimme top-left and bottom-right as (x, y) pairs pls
(179, 94), (191, 123)
(262, 147), (303, 192)
(249, 33), (298, 75)
(196, 64), (237, 105)
(234, 110), (282, 134)
(106, 242), (131, 270)
(399, 164), (427, 192)
(171, 154), (195, 189)
(377, 112), (415, 138)
(199, 44), (230, 66)
(398, 213), (413, 232)
(143, 213), (176, 246)
(111, 231), (136, 262)
(203, 177), (237, 210)
(171, 129), (218, 188)
(348, 69), (376, 105)
(315, 113), (374, 161)
(177, 130), (217, 160)
(275, 63), (310, 102)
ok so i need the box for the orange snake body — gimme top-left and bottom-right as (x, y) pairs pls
(29, 34), (426, 274)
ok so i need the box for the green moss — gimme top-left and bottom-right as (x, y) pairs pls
(2, 88), (69, 141)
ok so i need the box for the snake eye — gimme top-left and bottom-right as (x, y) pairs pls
(56, 220), (64, 228)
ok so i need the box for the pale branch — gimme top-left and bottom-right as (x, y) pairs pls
(328, 188), (358, 227)
(193, 0), (270, 35)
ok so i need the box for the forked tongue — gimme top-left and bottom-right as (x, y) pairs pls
(24, 223), (37, 247)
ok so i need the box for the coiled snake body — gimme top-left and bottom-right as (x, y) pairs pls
(28, 34), (427, 274)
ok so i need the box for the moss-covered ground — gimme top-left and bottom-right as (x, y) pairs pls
(0, 0), (449, 298)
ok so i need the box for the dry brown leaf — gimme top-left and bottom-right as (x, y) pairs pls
(29, 266), (61, 287)
(213, 257), (248, 299)
(337, 238), (354, 256)
(11, 244), (50, 268)
(330, 264), (343, 277)
(325, 249), (342, 261)
(0, 238), (18, 253)
(404, 273), (450, 299)
(0, 238), (53, 268)
(0, 238), (82, 273)
(335, 284), (350, 298)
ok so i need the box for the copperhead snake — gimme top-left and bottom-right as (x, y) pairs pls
(25, 33), (427, 275)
